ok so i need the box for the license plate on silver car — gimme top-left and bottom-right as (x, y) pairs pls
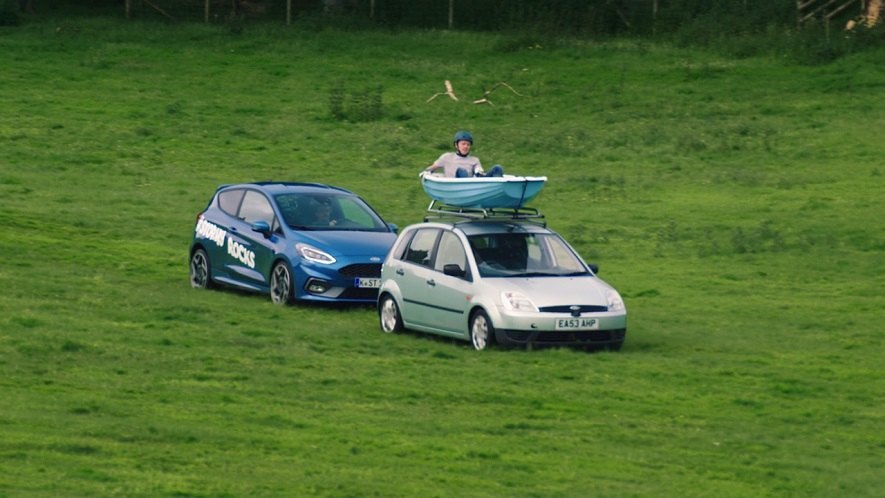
(354, 278), (381, 289)
(555, 318), (599, 330)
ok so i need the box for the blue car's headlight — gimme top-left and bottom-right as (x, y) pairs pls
(296, 243), (336, 265)
(606, 290), (625, 312)
(501, 291), (539, 313)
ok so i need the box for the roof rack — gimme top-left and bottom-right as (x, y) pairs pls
(423, 199), (546, 226)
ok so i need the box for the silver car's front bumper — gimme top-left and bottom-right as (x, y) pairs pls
(492, 311), (627, 348)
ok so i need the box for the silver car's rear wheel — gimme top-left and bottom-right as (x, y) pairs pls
(270, 262), (293, 304)
(469, 310), (495, 351)
(190, 249), (212, 289)
(379, 295), (403, 333)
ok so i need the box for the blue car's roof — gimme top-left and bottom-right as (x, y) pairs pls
(216, 182), (356, 197)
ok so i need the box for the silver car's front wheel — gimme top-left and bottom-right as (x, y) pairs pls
(469, 310), (495, 351)
(190, 249), (212, 289)
(270, 262), (293, 304)
(379, 295), (403, 333)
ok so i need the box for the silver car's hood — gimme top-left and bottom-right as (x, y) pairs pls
(488, 275), (615, 307)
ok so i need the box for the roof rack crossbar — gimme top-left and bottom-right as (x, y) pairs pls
(423, 200), (546, 226)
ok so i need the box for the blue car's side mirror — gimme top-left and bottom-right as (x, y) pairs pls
(388, 222), (398, 234)
(251, 220), (272, 238)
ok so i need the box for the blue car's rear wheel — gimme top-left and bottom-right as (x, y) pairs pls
(270, 262), (293, 304)
(190, 249), (213, 289)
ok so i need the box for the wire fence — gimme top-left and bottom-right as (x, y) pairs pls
(119, 0), (870, 33)
(122, 0), (672, 33)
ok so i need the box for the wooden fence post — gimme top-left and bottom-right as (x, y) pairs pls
(448, 0), (453, 28)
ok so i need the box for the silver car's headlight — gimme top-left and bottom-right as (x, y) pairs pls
(501, 291), (539, 313)
(606, 290), (625, 311)
(296, 243), (336, 265)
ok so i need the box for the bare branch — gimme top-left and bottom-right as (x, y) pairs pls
(142, 0), (176, 21)
(426, 80), (459, 103)
(471, 82), (523, 106)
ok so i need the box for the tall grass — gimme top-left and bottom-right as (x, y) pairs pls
(0, 17), (883, 496)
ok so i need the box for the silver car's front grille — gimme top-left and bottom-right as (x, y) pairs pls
(538, 305), (608, 313)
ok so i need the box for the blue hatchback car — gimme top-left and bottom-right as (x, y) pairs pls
(189, 182), (398, 304)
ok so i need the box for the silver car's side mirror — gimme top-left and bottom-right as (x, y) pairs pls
(443, 264), (465, 278)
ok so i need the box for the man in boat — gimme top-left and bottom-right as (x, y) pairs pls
(424, 130), (503, 178)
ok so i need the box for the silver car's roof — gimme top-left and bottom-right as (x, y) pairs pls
(411, 220), (552, 237)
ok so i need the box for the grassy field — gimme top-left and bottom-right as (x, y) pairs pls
(1, 16), (883, 497)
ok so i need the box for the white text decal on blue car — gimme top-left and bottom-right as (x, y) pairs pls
(227, 238), (256, 269)
(195, 217), (226, 247)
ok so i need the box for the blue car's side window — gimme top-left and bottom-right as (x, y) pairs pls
(218, 189), (245, 217)
(239, 190), (275, 225)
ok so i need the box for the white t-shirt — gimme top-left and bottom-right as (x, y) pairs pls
(432, 152), (484, 177)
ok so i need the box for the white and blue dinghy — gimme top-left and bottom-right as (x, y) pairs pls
(419, 171), (547, 210)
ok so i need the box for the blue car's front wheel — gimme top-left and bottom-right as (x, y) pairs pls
(270, 262), (294, 304)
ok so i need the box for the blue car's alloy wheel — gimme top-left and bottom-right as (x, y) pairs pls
(190, 249), (212, 289)
(270, 262), (293, 304)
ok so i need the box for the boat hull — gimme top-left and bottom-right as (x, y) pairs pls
(420, 174), (547, 209)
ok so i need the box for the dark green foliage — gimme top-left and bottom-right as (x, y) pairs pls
(328, 81), (346, 120)
(328, 82), (385, 122)
(0, 0), (20, 26)
(17, 0), (884, 66)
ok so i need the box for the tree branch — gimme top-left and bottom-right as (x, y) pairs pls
(426, 80), (459, 103)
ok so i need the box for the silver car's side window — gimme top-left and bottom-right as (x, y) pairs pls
(433, 231), (467, 275)
(404, 228), (440, 267)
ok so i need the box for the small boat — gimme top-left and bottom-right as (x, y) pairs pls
(420, 172), (547, 209)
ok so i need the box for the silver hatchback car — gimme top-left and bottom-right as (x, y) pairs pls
(377, 217), (627, 350)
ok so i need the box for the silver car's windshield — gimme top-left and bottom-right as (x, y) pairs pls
(275, 193), (388, 232)
(468, 233), (590, 278)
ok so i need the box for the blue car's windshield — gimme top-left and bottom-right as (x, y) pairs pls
(275, 193), (389, 232)
(468, 232), (590, 278)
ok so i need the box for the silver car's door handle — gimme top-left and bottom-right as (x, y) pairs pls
(426, 279), (436, 287)
(395, 268), (404, 276)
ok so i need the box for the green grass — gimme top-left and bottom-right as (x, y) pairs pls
(1, 17), (883, 496)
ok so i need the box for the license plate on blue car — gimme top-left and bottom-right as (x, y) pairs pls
(555, 318), (599, 330)
(354, 278), (381, 289)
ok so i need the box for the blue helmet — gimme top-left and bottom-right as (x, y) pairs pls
(453, 130), (473, 145)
